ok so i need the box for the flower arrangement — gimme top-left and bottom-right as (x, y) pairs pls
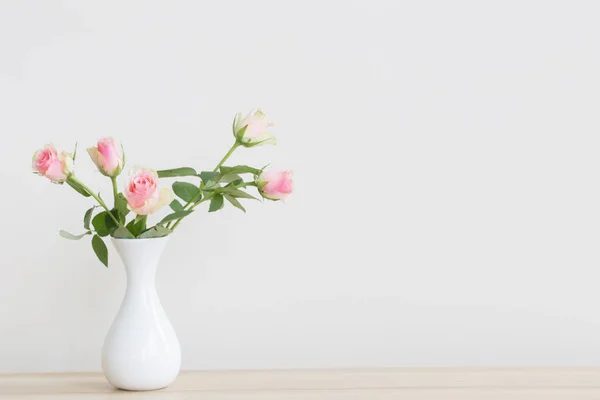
(32, 109), (293, 267)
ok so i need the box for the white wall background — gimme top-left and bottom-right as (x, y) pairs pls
(1, 0), (600, 372)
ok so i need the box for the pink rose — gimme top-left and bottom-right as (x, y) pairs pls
(32, 144), (74, 183)
(233, 108), (276, 147)
(256, 169), (293, 201)
(124, 167), (173, 215)
(87, 137), (123, 177)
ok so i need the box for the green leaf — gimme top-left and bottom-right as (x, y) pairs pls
(59, 230), (91, 240)
(224, 194), (246, 212)
(209, 194), (224, 212)
(112, 226), (135, 239)
(224, 179), (244, 188)
(92, 212), (109, 237)
(72, 142), (78, 161)
(220, 174), (243, 184)
(105, 211), (119, 235)
(66, 178), (91, 197)
(137, 225), (172, 239)
(203, 181), (221, 192)
(199, 171), (219, 183)
(198, 192), (215, 204)
(83, 206), (96, 230)
(173, 181), (200, 202)
(114, 194), (129, 221)
(170, 199), (183, 211)
(234, 125), (248, 141)
(222, 187), (258, 200)
(157, 167), (198, 178)
(232, 112), (241, 135)
(126, 215), (147, 237)
(159, 210), (193, 225)
(242, 138), (275, 148)
(91, 235), (108, 267)
(220, 165), (261, 175)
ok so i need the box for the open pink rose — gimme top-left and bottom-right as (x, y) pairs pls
(87, 137), (123, 177)
(32, 144), (74, 183)
(233, 109), (276, 147)
(124, 167), (173, 215)
(256, 169), (293, 201)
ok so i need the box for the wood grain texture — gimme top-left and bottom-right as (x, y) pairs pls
(2, 368), (600, 399)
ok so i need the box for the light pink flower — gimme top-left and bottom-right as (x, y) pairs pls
(87, 137), (123, 177)
(32, 144), (74, 183)
(124, 167), (173, 215)
(256, 169), (293, 201)
(233, 109), (276, 147)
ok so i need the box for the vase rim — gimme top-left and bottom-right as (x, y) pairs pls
(111, 236), (171, 242)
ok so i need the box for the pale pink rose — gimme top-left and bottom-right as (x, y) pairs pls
(124, 167), (173, 215)
(32, 144), (74, 183)
(257, 169), (293, 201)
(87, 137), (123, 177)
(233, 108), (276, 147)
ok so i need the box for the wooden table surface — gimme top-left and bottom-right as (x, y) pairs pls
(3, 368), (600, 399)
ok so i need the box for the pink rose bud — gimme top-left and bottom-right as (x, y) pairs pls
(256, 169), (293, 201)
(124, 167), (173, 215)
(233, 108), (276, 147)
(32, 144), (74, 183)
(87, 137), (124, 177)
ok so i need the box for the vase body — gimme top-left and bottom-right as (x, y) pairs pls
(102, 237), (181, 391)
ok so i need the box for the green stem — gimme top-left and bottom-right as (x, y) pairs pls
(68, 176), (121, 227)
(213, 142), (240, 172)
(170, 142), (240, 230)
(111, 177), (119, 206)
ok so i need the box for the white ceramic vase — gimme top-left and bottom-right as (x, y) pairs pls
(102, 237), (181, 391)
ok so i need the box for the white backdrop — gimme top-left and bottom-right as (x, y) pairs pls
(1, 0), (600, 372)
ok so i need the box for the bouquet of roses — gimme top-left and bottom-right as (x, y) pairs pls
(31, 109), (293, 267)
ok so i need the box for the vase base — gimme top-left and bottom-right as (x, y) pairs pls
(115, 385), (169, 392)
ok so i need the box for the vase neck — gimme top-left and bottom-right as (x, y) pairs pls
(111, 237), (170, 287)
